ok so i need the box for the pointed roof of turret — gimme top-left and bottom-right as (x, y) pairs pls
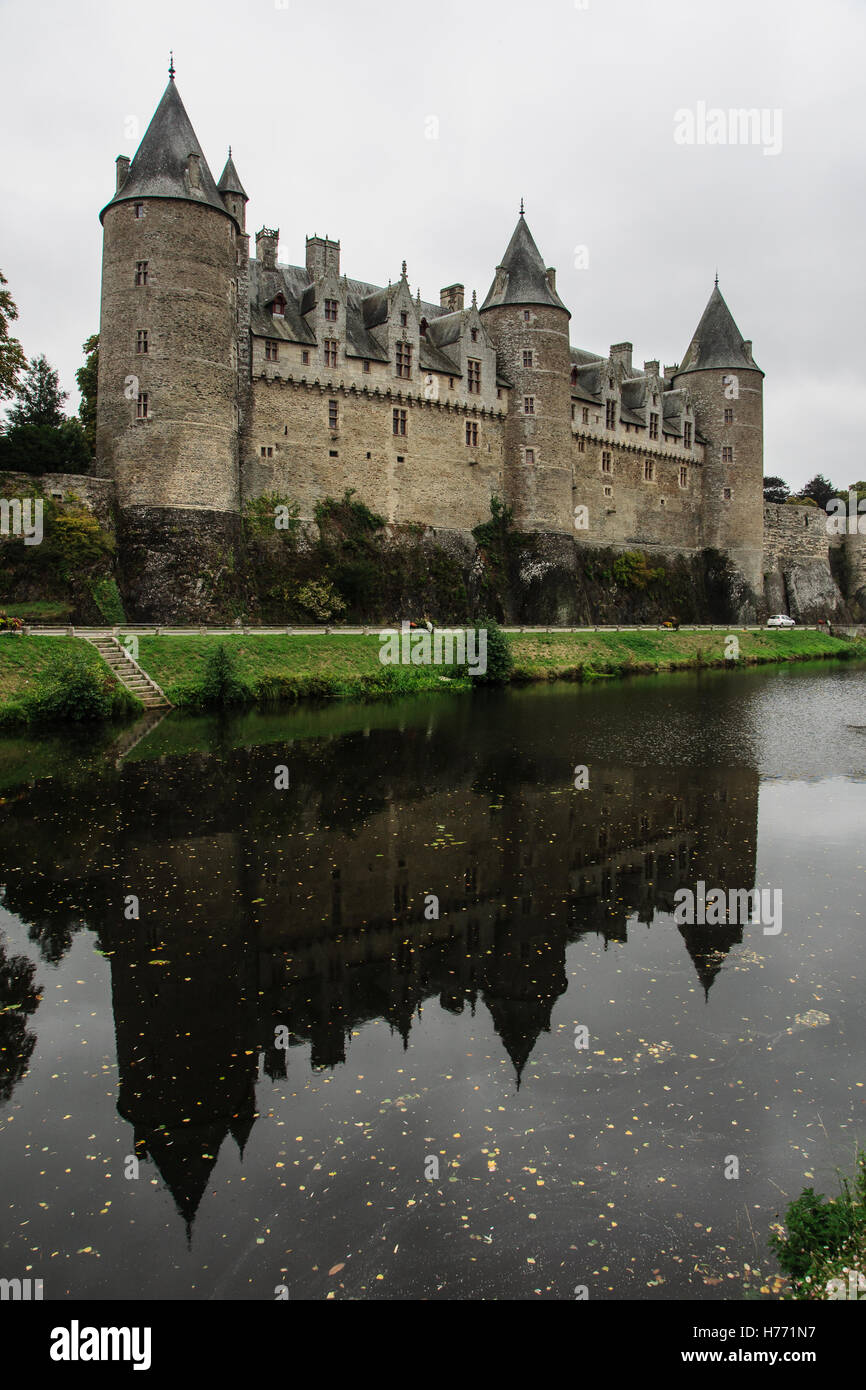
(100, 75), (233, 225)
(481, 207), (569, 314)
(217, 149), (248, 201)
(677, 281), (762, 375)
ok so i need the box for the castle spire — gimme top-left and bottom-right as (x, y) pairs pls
(169, 51), (175, 82)
(677, 282), (761, 375)
(480, 212), (568, 314)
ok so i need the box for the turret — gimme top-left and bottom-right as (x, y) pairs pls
(96, 62), (242, 618)
(672, 280), (764, 591)
(217, 149), (248, 231)
(480, 206), (573, 532)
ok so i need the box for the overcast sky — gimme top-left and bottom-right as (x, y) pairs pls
(1, 0), (863, 490)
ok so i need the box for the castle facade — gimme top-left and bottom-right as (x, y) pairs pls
(96, 72), (771, 616)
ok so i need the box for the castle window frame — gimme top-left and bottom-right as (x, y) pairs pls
(601, 450), (612, 474)
(324, 339), (338, 367)
(524, 447), (535, 465)
(363, 359), (370, 373)
(270, 294), (286, 318)
(136, 391), (148, 420)
(523, 395), (535, 415)
(644, 459), (655, 482)
(301, 349), (309, 365)
(466, 420), (478, 446)
(605, 399), (617, 430)
(134, 260), (148, 286)
(393, 408), (408, 437)
(721, 446), (734, 462)
(679, 465), (688, 488)
(582, 407), (589, 424)
(467, 359), (481, 394)
(648, 412), (659, 440)
(471, 327), (478, 343)
(134, 202), (144, 219)
(683, 420), (692, 449)
(577, 438), (585, 453)
(328, 399), (339, 431)
(324, 298), (338, 322)
(265, 339), (279, 362)
(136, 329), (148, 354)
(400, 311), (408, 328)
(603, 485), (613, 497)
(396, 342), (412, 379)
(523, 350), (533, 368)
(523, 310), (530, 322)
(260, 445), (274, 458)
(724, 407), (734, 424)
(723, 487), (732, 500)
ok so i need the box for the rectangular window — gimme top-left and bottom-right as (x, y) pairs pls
(724, 408), (734, 424)
(393, 408), (407, 436)
(471, 328), (478, 342)
(524, 447), (535, 465)
(136, 329), (148, 354)
(648, 412), (659, 440)
(723, 487), (732, 500)
(467, 359), (481, 394)
(265, 339), (279, 361)
(324, 299), (338, 322)
(577, 438), (585, 453)
(465, 421), (478, 446)
(602, 451), (611, 473)
(396, 342), (412, 379)
(324, 339), (338, 367)
(400, 311), (408, 327)
(363, 359), (370, 373)
(606, 399), (616, 430)
(722, 446), (733, 462)
(683, 420), (692, 448)
(523, 310), (530, 322)
(136, 392), (148, 419)
(603, 485), (613, 497)
(135, 261), (148, 286)
(582, 407), (589, 424)
(260, 445), (273, 458)
(134, 203), (144, 219)
(523, 350), (533, 367)
(328, 399), (338, 430)
(644, 459), (654, 482)
(523, 395), (535, 415)
(301, 350), (309, 365)
(679, 465), (688, 487)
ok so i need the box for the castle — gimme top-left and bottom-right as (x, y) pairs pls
(93, 69), (860, 623)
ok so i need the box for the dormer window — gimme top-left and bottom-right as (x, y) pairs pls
(271, 294), (286, 318)
(471, 327), (478, 342)
(420, 318), (427, 337)
(324, 299), (338, 322)
(396, 342), (412, 379)
(605, 399), (616, 430)
(683, 421), (692, 448)
(400, 311), (408, 327)
(467, 360), (481, 394)
(649, 412), (659, 440)
(265, 340), (279, 361)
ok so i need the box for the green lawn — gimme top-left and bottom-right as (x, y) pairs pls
(0, 634), (107, 699)
(508, 627), (859, 677)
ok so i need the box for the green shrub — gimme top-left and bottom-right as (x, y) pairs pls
(296, 578), (346, 622)
(89, 577), (126, 624)
(474, 618), (513, 685)
(769, 1155), (866, 1293)
(199, 643), (249, 708)
(24, 648), (127, 724)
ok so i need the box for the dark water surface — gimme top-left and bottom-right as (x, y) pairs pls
(1, 662), (864, 1300)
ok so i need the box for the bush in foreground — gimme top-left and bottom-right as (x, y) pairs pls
(23, 648), (134, 725)
(769, 1154), (866, 1297)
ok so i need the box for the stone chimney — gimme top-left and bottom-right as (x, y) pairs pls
(440, 283), (465, 312)
(644, 359), (660, 376)
(256, 227), (279, 270)
(742, 339), (753, 362)
(186, 152), (202, 190)
(306, 235), (340, 280)
(546, 267), (557, 293)
(610, 342), (633, 375)
(116, 156), (130, 192)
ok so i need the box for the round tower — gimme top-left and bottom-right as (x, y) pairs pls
(672, 282), (764, 593)
(480, 209), (573, 532)
(97, 67), (241, 619)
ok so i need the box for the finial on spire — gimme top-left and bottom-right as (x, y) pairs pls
(472, 289), (477, 307)
(402, 259), (407, 278)
(519, 197), (525, 216)
(228, 145), (232, 159)
(169, 51), (175, 81)
(714, 269), (719, 288)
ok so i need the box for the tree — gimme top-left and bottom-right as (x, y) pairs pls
(0, 419), (91, 475)
(0, 269), (26, 402)
(799, 474), (837, 510)
(75, 334), (98, 456)
(6, 354), (68, 429)
(763, 475), (789, 504)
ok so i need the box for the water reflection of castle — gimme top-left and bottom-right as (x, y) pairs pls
(0, 714), (757, 1230)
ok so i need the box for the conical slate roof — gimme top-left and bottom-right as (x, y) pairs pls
(100, 79), (233, 224)
(217, 151), (248, 201)
(677, 283), (762, 375)
(481, 213), (569, 313)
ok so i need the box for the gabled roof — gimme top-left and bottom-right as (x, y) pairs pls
(217, 152), (248, 201)
(481, 214), (569, 314)
(677, 283), (762, 375)
(101, 79), (233, 225)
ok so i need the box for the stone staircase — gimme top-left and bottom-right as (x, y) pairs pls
(86, 636), (171, 709)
